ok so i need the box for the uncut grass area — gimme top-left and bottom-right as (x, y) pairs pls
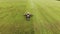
(0, 0), (60, 34)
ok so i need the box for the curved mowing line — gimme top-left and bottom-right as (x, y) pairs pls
(32, 2), (54, 34)
(30, 0), (60, 34)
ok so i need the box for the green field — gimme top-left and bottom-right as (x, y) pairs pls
(0, 0), (60, 34)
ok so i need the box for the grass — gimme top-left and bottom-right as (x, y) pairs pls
(0, 0), (60, 34)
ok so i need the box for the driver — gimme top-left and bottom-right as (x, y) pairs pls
(24, 12), (33, 20)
